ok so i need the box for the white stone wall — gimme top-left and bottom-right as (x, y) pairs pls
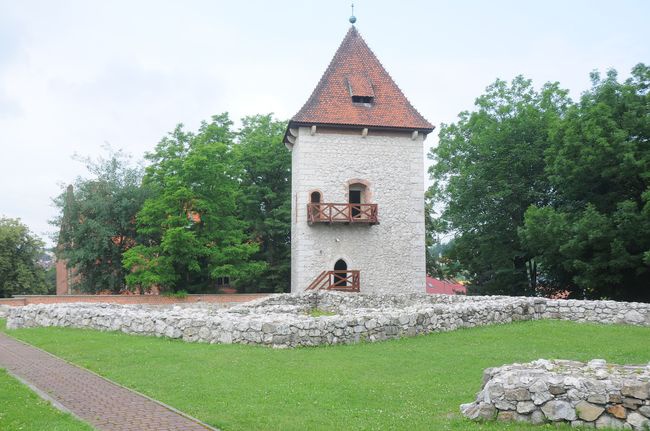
(7, 293), (650, 348)
(290, 127), (426, 293)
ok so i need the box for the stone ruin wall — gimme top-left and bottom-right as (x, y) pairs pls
(5, 293), (650, 348)
(462, 359), (650, 430)
(0, 304), (11, 319)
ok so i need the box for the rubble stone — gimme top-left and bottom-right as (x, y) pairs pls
(6, 292), (650, 348)
(462, 359), (650, 429)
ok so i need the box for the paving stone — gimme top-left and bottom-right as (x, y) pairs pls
(0, 333), (215, 431)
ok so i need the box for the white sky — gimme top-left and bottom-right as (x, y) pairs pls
(1, 0), (648, 246)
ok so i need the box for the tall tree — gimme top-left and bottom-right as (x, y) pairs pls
(234, 115), (291, 292)
(519, 64), (650, 301)
(0, 217), (47, 297)
(428, 77), (570, 295)
(123, 114), (264, 292)
(53, 148), (147, 293)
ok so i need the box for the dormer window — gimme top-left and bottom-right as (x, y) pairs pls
(352, 95), (373, 104)
(347, 74), (374, 106)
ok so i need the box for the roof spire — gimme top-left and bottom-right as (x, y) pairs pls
(349, 2), (357, 24)
(284, 26), (434, 142)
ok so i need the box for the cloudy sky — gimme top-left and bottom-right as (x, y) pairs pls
(1, 0), (648, 246)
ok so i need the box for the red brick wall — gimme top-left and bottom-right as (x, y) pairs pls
(1, 294), (270, 307)
(0, 298), (27, 306)
(55, 259), (70, 295)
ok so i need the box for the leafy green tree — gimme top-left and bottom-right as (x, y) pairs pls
(0, 217), (47, 297)
(124, 114), (264, 292)
(428, 76), (570, 295)
(520, 64), (650, 301)
(53, 148), (147, 293)
(424, 191), (466, 279)
(234, 115), (291, 292)
(44, 266), (57, 294)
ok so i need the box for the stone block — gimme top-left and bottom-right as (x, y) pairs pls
(608, 404), (628, 419)
(595, 415), (626, 429)
(575, 400), (605, 421)
(542, 400), (577, 421)
(622, 382), (650, 400)
(517, 401), (536, 414)
(505, 387), (532, 401)
(461, 402), (495, 421)
(627, 412), (650, 429)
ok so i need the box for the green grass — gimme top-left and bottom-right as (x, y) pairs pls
(0, 368), (94, 431)
(308, 308), (337, 317)
(2, 318), (650, 430)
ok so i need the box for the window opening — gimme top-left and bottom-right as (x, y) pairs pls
(333, 259), (348, 287)
(352, 95), (373, 104)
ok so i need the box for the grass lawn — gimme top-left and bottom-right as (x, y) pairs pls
(0, 368), (94, 431)
(2, 318), (650, 431)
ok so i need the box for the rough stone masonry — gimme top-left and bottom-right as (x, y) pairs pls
(461, 359), (650, 430)
(6, 292), (650, 348)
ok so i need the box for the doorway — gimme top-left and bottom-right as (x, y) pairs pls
(348, 186), (363, 218)
(333, 259), (348, 287)
(310, 191), (322, 221)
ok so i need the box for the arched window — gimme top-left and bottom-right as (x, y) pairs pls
(310, 191), (321, 203)
(333, 259), (348, 287)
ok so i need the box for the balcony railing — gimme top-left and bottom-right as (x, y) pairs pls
(307, 203), (378, 224)
(305, 270), (360, 292)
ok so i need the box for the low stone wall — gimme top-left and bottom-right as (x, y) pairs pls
(0, 304), (13, 318)
(539, 298), (649, 326)
(8, 293), (270, 306)
(0, 294), (268, 319)
(462, 359), (650, 429)
(6, 292), (650, 348)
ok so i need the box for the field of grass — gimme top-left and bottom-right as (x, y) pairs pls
(2, 318), (650, 430)
(0, 368), (94, 431)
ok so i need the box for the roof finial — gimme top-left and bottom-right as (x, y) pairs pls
(349, 2), (357, 24)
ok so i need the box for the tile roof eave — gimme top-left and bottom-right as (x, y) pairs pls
(283, 120), (435, 144)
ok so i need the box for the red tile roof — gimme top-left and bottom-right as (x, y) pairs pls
(425, 276), (467, 295)
(286, 26), (433, 141)
(347, 74), (374, 97)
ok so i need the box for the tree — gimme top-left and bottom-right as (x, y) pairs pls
(519, 64), (650, 301)
(424, 190), (466, 279)
(0, 217), (47, 297)
(53, 148), (147, 293)
(233, 115), (291, 292)
(428, 76), (570, 295)
(123, 114), (264, 292)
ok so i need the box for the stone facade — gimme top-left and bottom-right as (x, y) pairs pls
(462, 359), (650, 429)
(7, 293), (650, 348)
(290, 127), (426, 293)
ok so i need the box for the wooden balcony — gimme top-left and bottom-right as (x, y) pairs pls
(306, 270), (360, 292)
(307, 203), (378, 224)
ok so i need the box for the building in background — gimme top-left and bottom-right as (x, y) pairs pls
(425, 276), (467, 295)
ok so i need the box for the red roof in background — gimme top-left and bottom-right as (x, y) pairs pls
(426, 276), (467, 295)
(286, 26), (433, 139)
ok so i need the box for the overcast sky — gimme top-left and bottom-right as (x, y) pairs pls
(1, 0), (649, 246)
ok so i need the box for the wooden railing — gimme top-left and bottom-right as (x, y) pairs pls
(305, 270), (360, 292)
(307, 203), (378, 224)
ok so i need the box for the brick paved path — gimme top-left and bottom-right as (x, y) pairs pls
(0, 332), (217, 431)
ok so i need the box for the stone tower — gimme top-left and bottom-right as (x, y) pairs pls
(284, 26), (433, 294)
